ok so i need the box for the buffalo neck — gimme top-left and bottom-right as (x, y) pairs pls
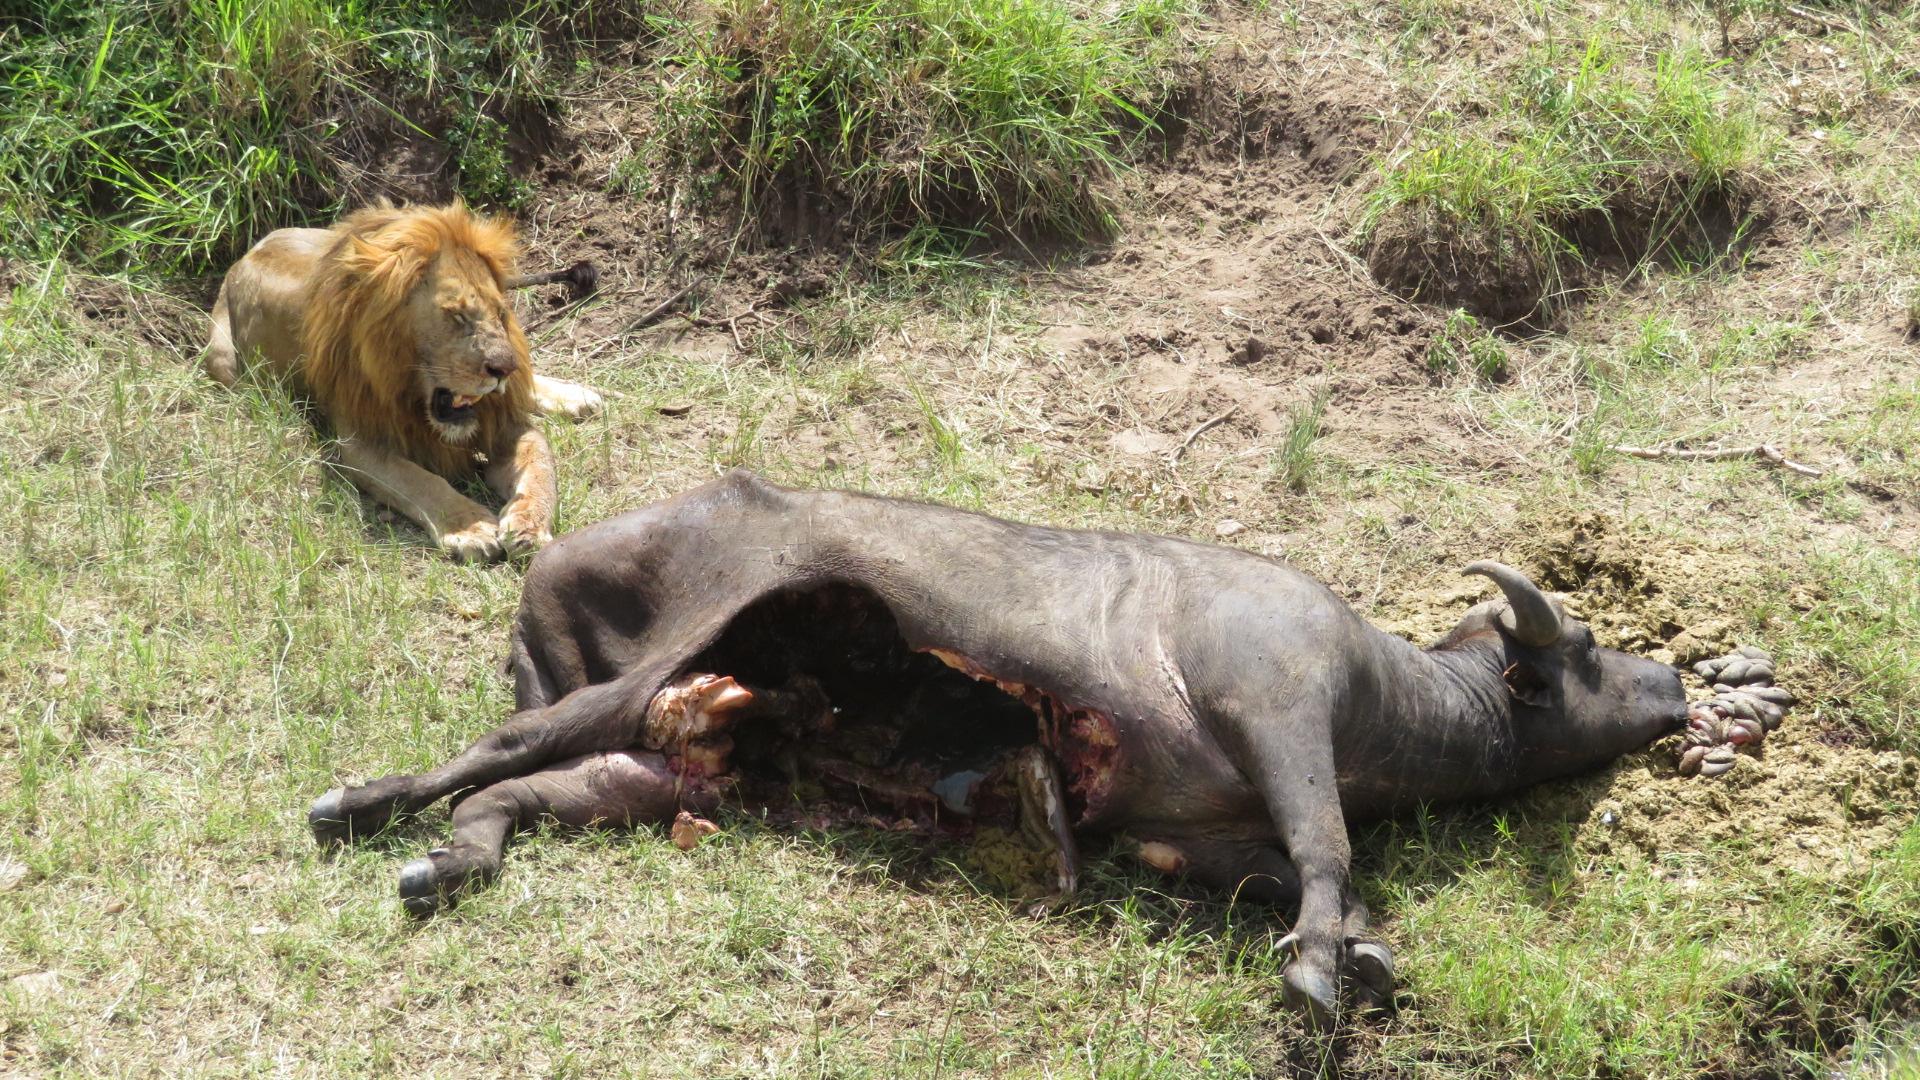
(1336, 627), (1535, 812)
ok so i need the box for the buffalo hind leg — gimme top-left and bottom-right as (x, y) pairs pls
(398, 749), (710, 916)
(310, 673), (654, 845)
(1134, 836), (1393, 1010)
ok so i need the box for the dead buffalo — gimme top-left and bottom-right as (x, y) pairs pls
(309, 470), (1777, 1028)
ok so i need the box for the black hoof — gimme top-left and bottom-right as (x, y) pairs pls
(309, 787), (348, 845)
(1346, 941), (1396, 1011)
(398, 854), (446, 918)
(1282, 963), (1339, 1033)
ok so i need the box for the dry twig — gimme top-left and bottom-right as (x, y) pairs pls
(1606, 442), (1825, 478)
(1170, 406), (1239, 464)
(629, 283), (697, 331)
(1782, 3), (1863, 38)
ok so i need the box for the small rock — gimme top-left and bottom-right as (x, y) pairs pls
(0, 860), (26, 892)
(1215, 519), (1248, 539)
(8, 971), (60, 999)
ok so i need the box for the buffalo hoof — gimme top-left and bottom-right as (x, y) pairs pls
(1281, 962), (1339, 1033)
(1346, 940), (1396, 1012)
(308, 788), (349, 846)
(398, 849), (451, 918)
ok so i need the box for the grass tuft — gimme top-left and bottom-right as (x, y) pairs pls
(1267, 385), (1329, 494)
(1426, 308), (1510, 380)
(1362, 37), (1770, 320)
(643, 0), (1197, 240)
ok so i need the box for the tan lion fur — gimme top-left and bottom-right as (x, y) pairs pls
(203, 201), (602, 561)
(300, 203), (535, 477)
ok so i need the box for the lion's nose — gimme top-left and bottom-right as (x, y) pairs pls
(483, 355), (516, 380)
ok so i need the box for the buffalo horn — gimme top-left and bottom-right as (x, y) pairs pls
(1461, 561), (1563, 647)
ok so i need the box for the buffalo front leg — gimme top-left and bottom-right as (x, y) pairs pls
(1245, 721), (1356, 1032)
(397, 749), (713, 916)
(309, 675), (649, 844)
(1133, 836), (1393, 1011)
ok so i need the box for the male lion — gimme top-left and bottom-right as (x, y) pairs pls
(202, 202), (603, 561)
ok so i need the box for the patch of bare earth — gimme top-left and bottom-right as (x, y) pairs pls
(1035, 47), (1464, 486)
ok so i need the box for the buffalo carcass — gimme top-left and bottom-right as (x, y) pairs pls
(309, 471), (1782, 1028)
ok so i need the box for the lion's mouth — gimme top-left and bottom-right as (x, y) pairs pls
(430, 388), (482, 425)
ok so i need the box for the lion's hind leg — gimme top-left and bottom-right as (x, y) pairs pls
(203, 285), (239, 387)
(530, 374), (604, 420)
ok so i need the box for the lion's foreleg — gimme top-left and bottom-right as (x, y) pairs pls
(335, 437), (504, 562)
(487, 423), (557, 555)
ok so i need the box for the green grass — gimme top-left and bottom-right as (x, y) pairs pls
(1267, 385), (1330, 494)
(1427, 308), (1511, 380)
(643, 0), (1197, 239)
(0, 0), (1199, 270)
(1362, 34), (1771, 318)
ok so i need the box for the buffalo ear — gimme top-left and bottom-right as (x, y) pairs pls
(1502, 660), (1556, 709)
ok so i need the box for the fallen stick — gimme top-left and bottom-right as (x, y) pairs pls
(508, 261), (599, 301)
(1608, 442), (1825, 478)
(1170, 406), (1239, 464)
(629, 282), (698, 331)
(1782, 3), (1862, 38)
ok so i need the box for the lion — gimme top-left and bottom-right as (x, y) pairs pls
(202, 202), (603, 561)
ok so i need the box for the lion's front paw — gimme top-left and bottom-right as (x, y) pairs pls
(438, 518), (504, 563)
(497, 505), (553, 556)
(534, 378), (604, 421)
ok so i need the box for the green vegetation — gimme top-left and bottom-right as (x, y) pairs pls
(644, 0), (1196, 238)
(1362, 35), (1770, 317)
(0, 0), (1194, 272)
(1426, 307), (1510, 380)
(1268, 384), (1329, 493)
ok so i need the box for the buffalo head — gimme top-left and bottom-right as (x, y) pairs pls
(1453, 561), (1686, 772)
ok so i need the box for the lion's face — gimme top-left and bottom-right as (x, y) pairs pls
(406, 248), (525, 444)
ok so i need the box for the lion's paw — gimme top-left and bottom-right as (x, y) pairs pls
(439, 519), (505, 563)
(535, 378), (604, 421)
(497, 510), (552, 557)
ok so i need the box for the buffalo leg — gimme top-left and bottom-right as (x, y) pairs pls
(310, 670), (661, 844)
(396, 748), (710, 916)
(1134, 835), (1302, 905)
(1244, 713), (1354, 1032)
(1133, 836), (1394, 1009)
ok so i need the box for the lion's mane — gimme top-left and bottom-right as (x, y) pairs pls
(300, 203), (535, 477)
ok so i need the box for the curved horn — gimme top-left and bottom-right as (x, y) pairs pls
(1460, 561), (1562, 647)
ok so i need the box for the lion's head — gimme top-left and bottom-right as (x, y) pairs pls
(301, 202), (535, 475)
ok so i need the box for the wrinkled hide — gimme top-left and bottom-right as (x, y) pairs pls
(310, 471), (1694, 1028)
